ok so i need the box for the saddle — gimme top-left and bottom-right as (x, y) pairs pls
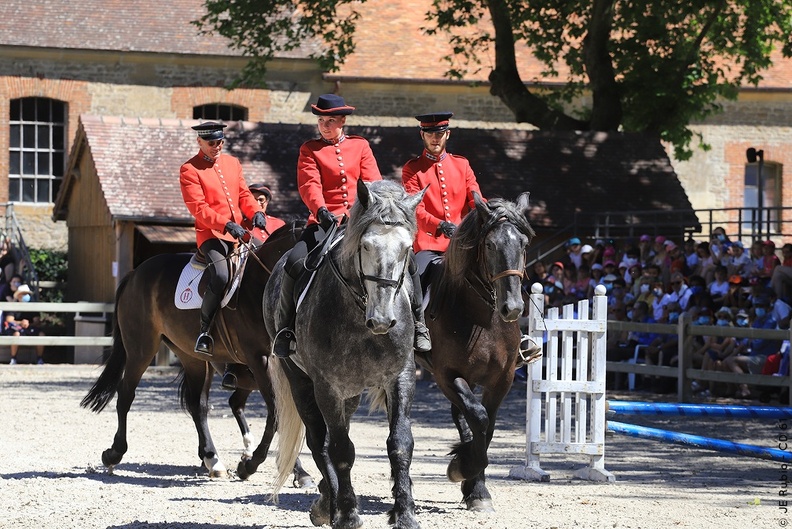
(293, 224), (344, 310)
(174, 245), (249, 310)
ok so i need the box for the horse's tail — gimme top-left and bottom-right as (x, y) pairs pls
(270, 356), (304, 503)
(366, 388), (388, 416)
(79, 273), (131, 413)
(176, 368), (190, 413)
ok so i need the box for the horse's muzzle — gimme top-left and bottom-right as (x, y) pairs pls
(365, 317), (396, 334)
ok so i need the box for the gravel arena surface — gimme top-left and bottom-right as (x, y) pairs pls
(0, 365), (784, 528)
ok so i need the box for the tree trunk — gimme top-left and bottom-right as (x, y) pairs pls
(487, 0), (588, 131)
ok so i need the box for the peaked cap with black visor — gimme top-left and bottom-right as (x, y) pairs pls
(192, 121), (227, 141)
(416, 112), (454, 132)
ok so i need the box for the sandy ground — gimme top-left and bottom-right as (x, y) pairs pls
(0, 364), (785, 529)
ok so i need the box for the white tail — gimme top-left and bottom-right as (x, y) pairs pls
(269, 356), (306, 502)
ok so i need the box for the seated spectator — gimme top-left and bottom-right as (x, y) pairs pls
(6, 284), (45, 365)
(686, 307), (714, 371)
(607, 277), (633, 321)
(588, 263), (604, 297)
(563, 237), (584, 270)
(0, 274), (22, 302)
(547, 261), (566, 294)
(569, 265), (591, 301)
(708, 265), (729, 308)
(725, 241), (752, 280)
(770, 289), (792, 330)
(661, 272), (693, 312)
(709, 226), (730, 265)
(770, 243), (792, 303)
(756, 240), (781, 285)
(637, 234), (653, 267)
(693, 307), (737, 397)
(694, 241), (716, 284)
(723, 294), (781, 399)
(683, 238), (699, 277)
(723, 274), (749, 309)
(664, 240), (686, 277)
(528, 260), (548, 286)
(646, 301), (682, 383)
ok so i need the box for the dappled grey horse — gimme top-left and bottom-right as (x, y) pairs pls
(266, 179), (426, 529)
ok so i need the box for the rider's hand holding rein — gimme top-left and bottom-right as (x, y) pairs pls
(316, 206), (336, 231)
(225, 221), (246, 241)
(251, 211), (267, 230)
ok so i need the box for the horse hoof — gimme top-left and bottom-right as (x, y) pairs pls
(236, 461), (252, 481)
(333, 510), (363, 529)
(466, 498), (495, 512)
(101, 448), (123, 468)
(293, 475), (316, 489)
(447, 456), (464, 482)
(309, 497), (332, 527)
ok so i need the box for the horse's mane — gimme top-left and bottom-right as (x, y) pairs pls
(441, 197), (535, 290)
(338, 180), (418, 270)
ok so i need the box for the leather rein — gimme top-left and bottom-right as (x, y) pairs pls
(465, 217), (526, 311)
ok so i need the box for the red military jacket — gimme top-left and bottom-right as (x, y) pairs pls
(297, 134), (382, 225)
(180, 152), (262, 248)
(402, 150), (483, 253)
(243, 214), (287, 244)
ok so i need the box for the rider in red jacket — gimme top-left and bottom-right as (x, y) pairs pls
(180, 122), (267, 356)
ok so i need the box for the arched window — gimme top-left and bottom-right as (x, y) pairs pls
(9, 97), (66, 203)
(192, 104), (247, 121)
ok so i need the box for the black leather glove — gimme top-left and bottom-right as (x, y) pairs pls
(316, 207), (336, 230)
(438, 221), (457, 238)
(224, 221), (246, 241)
(252, 211), (267, 230)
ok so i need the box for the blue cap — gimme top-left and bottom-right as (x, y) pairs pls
(567, 237), (581, 246)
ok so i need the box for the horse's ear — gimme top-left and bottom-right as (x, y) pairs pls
(405, 184), (429, 213)
(516, 192), (531, 215)
(473, 191), (489, 219)
(357, 179), (371, 209)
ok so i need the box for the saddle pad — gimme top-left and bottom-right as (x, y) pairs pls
(174, 247), (249, 310)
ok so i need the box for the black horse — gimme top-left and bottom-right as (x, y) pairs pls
(418, 192), (536, 511)
(81, 222), (308, 481)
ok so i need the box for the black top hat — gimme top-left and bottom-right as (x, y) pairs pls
(248, 182), (272, 200)
(191, 122), (227, 141)
(415, 112), (454, 132)
(311, 94), (356, 116)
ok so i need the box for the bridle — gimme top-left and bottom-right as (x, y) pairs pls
(329, 220), (410, 312)
(467, 217), (527, 310)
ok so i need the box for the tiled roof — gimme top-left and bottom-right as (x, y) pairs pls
(57, 115), (695, 231)
(3, 0), (788, 88)
(0, 0), (316, 58)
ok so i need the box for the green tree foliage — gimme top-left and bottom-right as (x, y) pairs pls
(196, 0), (792, 160)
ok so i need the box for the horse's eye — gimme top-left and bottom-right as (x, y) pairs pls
(362, 243), (372, 252)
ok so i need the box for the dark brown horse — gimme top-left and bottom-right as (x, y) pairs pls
(81, 221), (307, 480)
(417, 192), (535, 511)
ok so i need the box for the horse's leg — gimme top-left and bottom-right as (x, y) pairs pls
(101, 333), (160, 470)
(458, 383), (511, 513)
(292, 457), (316, 489)
(228, 388), (255, 460)
(233, 355), (278, 481)
(384, 370), (419, 529)
(445, 377), (490, 488)
(318, 392), (363, 529)
(182, 360), (228, 477)
(287, 373), (335, 526)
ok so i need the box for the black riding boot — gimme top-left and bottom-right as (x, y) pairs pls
(195, 288), (220, 356)
(411, 265), (432, 353)
(272, 273), (297, 358)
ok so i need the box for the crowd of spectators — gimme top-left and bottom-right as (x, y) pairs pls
(524, 229), (792, 400)
(0, 237), (45, 365)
